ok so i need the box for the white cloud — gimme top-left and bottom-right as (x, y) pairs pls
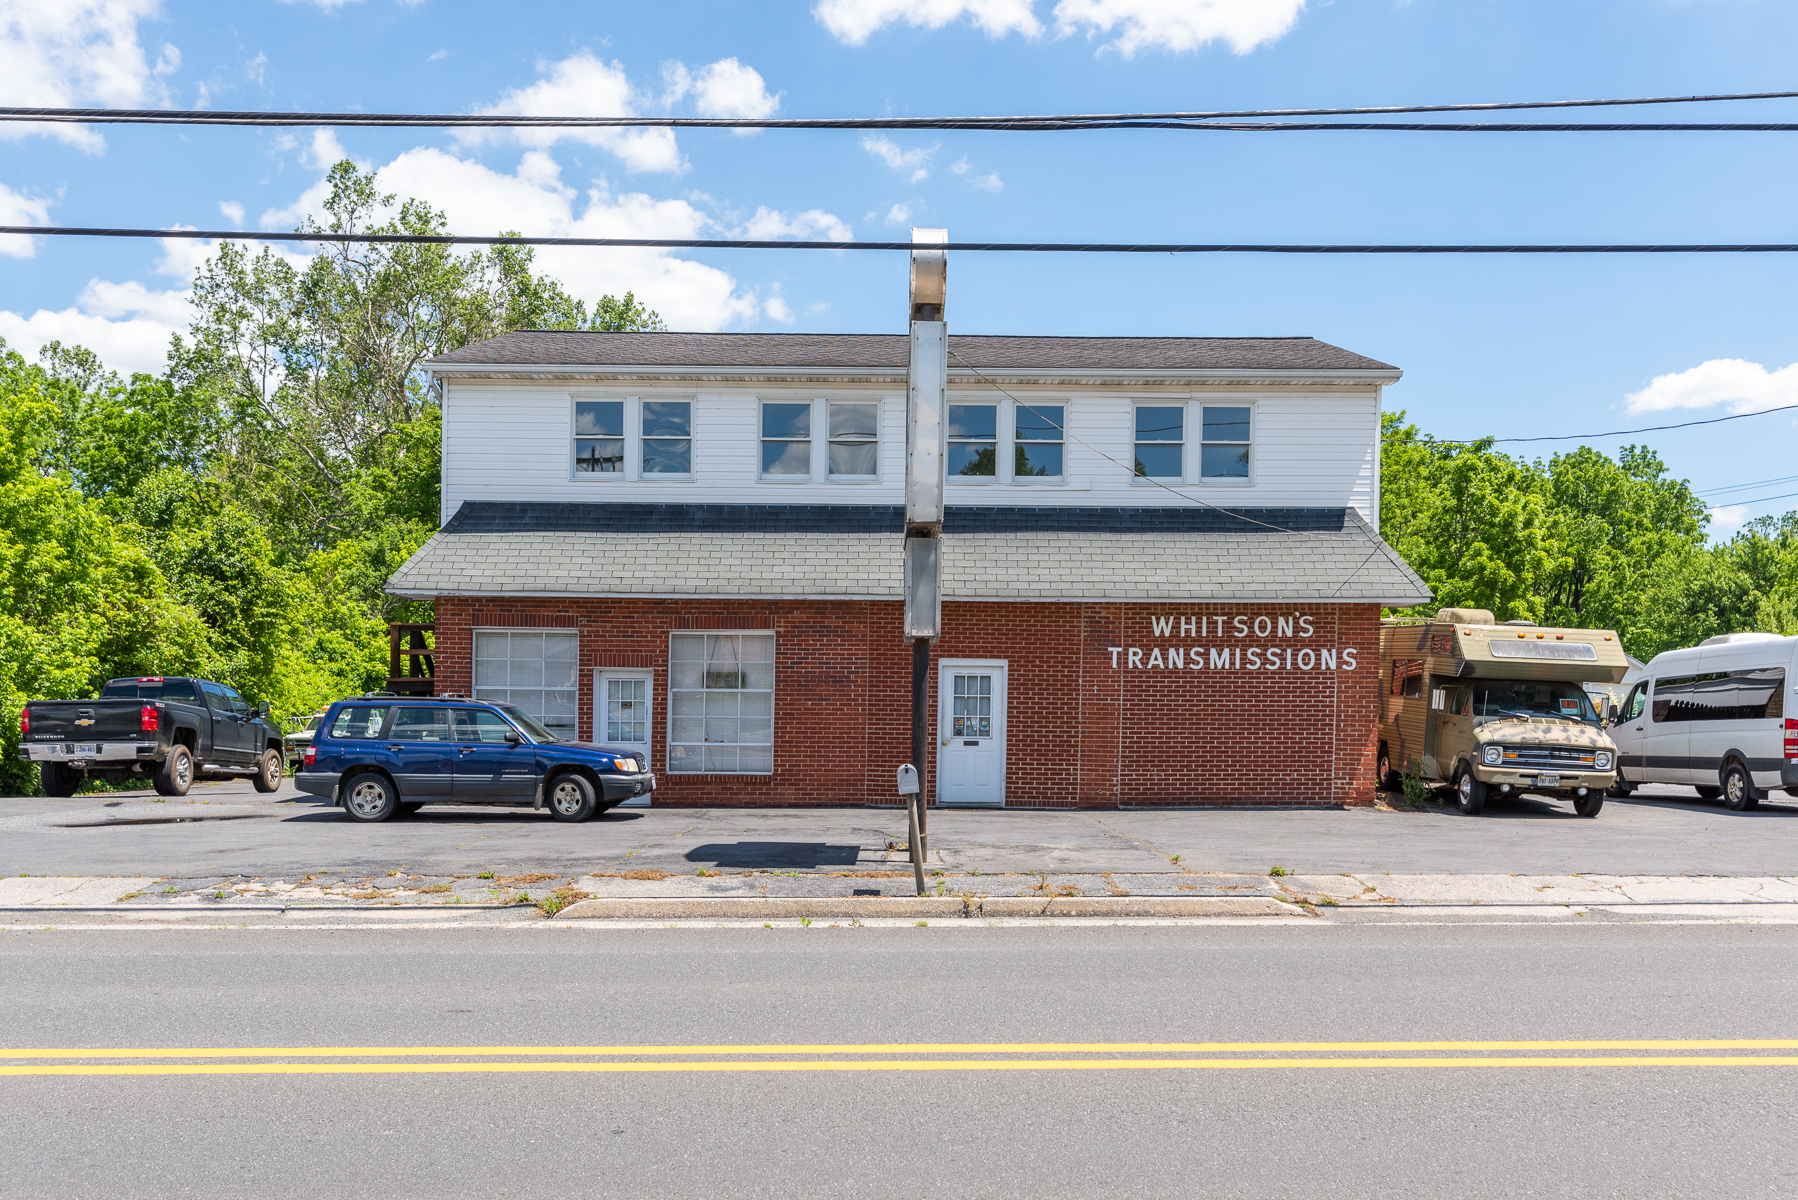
(970, 171), (1002, 190)
(764, 286), (795, 324)
(692, 57), (781, 121)
(814, 0), (1042, 44)
(218, 200), (245, 227)
(0, 276), (186, 375)
(862, 135), (937, 183)
(741, 206), (854, 242)
(1624, 359), (1798, 415)
(427, 48), (449, 62)
(464, 51), (685, 174)
(1708, 504), (1749, 531)
(885, 202), (914, 224)
(816, 0), (1306, 56)
(0, 0), (174, 152)
(1052, 0), (1307, 56)
(951, 156), (969, 174)
(0, 182), (53, 259)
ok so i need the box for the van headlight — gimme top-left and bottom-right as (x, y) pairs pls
(1480, 745), (1503, 766)
(1594, 751), (1613, 771)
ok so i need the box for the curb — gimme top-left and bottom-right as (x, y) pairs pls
(553, 895), (1302, 920)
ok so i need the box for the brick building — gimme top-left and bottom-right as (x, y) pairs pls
(388, 332), (1430, 808)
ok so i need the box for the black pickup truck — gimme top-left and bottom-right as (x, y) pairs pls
(18, 677), (286, 797)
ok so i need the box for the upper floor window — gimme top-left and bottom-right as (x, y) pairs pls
(947, 403), (997, 477)
(828, 401), (879, 479)
(1014, 403), (1064, 479)
(1133, 405), (1184, 481)
(641, 401), (692, 475)
(761, 402), (812, 478)
(1200, 405), (1252, 480)
(575, 401), (625, 475)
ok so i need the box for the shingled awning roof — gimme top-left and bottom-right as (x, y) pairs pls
(386, 502), (1430, 606)
(426, 331), (1398, 375)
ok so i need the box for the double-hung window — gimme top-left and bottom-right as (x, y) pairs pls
(574, 401), (625, 475)
(1133, 405), (1185, 481)
(668, 633), (774, 774)
(1014, 403), (1064, 479)
(1199, 405), (1252, 480)
(760, 402), (812, 478)
(827, 401), (879, 479)
(947, 403), (997, 477)
(641, 401), (692, 475)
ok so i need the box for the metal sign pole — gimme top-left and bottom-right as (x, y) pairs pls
(901, 228), (947, 897)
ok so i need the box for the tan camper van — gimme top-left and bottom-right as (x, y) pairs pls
(1377, 608), (1630, 817)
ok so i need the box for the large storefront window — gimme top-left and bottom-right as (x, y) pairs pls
(669, 633), (774, 774)
(474, 631), (578, 740)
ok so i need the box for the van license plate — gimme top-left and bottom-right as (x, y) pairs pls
(74, 743), (97, 756)
(1536, 773), (1560, 788)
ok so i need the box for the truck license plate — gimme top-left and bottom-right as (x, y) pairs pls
(1536, 773), (1560, 788)
(74, 743), (97, 756)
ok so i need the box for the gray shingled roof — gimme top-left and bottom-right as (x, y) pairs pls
(386, 503), (1430, 604)
(426, 331), (1397, 374)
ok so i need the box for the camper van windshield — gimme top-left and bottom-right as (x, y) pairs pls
(1473, 680), (1597, 724)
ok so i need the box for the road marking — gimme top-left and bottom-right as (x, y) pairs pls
(6, 1039), (1798, 1059)
(6, 1056), (1798, 1077)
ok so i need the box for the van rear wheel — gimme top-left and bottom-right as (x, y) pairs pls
(1722, 763), (1757, 811)
(1377, 746), (1400, 792)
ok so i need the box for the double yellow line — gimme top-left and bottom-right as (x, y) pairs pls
(4, 1039), (1797, 1076)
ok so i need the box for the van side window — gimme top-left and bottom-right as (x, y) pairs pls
(1620, 684), (1646, 722)
(1654, 669), (1785, 723)
(1392, 660), (1424, 699)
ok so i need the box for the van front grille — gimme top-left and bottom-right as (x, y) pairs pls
(1500, 746), (1596, 768)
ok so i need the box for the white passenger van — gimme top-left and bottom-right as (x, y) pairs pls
(1608, 633), (1798, 809)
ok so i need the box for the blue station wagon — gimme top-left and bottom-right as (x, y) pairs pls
(295, 697), (654, 822)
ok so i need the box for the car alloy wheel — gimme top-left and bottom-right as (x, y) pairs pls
(1723, 763), (1755, 812)
(174, 753), (192, 789)
(549, 774), (596, 823)
(346, 776), (395, 821)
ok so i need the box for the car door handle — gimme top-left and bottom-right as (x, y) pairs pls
(457, 746), (478, 755)
(387, 745), (404, 752)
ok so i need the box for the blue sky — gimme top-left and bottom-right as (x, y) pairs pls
(2, 0), (1796, 534)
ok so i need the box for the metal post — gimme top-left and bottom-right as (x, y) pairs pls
(911, 637), (930, 888)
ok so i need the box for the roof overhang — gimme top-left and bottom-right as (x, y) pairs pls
(424, 362), (1403, 388)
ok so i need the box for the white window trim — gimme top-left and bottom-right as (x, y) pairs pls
(1008, 396), (1069, 487)
(638, 396), (696, 482)
(1194, 398), (1256, 487)
(944, 396), (1001, 486)
(665, 630), (777, 776)
(758, 397), (815, 483)
(826, 397), (882, 483)
(1130, 399), (1188, 485)
(595, 668), (655, 771)
(472, 627), (580, 740)
(570, 393), (629, 482)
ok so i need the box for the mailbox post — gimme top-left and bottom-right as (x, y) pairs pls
(901, 229), (947, 895)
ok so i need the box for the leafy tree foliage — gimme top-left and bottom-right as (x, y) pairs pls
(1382, 410), (1798, 660)
(0, 160), (663, 793)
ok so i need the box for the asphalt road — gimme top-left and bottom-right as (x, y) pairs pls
(2, 778), (1795, 878)
(6, 922), (1798, 1198)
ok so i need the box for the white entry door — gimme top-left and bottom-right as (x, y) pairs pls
(937, 660), (1007, 806)
(596, 671), (653, 807)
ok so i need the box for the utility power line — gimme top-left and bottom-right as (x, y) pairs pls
(5, 227), (1798, 254)
(4, 88), (1797, 130)
(1426, 403), (1798, 447)
(1700, 473), (1798, 497)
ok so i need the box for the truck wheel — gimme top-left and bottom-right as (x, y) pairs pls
(343, 773), (398, 822)
(154, 745), (194, 797)
(251, 748), (283, 793)
(40, 763), (81, 797)
(1377, 746), (1400, 792)
(548, 773), (597, 823)
(1573, 792), (1604, 818)
(1722, 763), (1758, 812)
(1454, 767), (1486, 816)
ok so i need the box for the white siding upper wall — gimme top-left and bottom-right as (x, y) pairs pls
(441, 381), (1382, 526)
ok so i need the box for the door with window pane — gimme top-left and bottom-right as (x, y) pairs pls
(937, 660), (1006, 806)
(597, 672), (653, 805)
(473, 631), (578, 741)
(668, 633), (774, 774)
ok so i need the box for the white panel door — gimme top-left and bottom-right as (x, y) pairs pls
(597, 671), (653, 807)
(937, 660), (1007, 806)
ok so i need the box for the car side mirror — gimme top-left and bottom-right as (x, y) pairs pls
(504, 729), (523, 745)
(255, 702), (271, 720)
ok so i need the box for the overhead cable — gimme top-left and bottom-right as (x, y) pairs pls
(5, 88), (1798, 129)
(1429, 403), (1798, 447)
(4, 227), (1798, 254)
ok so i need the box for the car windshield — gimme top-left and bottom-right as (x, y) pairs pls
(1473, 680), (1598, 724)
(305, 716), (323, 732)
(496, 705), (559, 743)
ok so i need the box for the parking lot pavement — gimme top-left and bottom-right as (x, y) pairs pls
(0, 780), (1793, 880)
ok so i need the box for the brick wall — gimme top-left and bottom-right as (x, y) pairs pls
(433, 597), (1380, 808)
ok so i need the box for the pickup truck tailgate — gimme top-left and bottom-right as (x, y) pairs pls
(25, 702), (147, 743)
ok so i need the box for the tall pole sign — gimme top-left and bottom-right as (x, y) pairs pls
(902, 228), (947, 895)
